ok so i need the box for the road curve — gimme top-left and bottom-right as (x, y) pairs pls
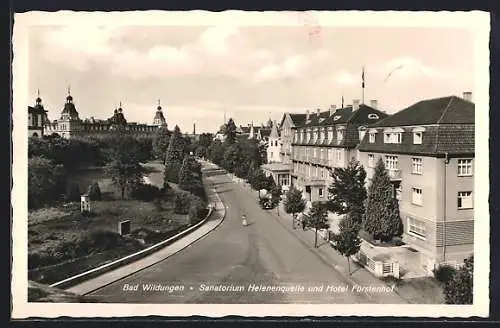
(87, 164), (402, 304)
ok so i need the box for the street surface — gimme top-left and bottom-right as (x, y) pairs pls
(87, 163), (406, 303)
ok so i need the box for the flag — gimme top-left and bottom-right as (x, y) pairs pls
(362, 66), (365, 89)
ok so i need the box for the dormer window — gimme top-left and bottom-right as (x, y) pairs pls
(412, 127), (425, 145)
(333, 115), (342, 121)
(368, 113), (379, 120)
(337, 129), (344, 144)
(369, 133), (376, 143)
(383, 128), (403, 144)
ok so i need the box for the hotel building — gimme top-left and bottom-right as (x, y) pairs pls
(357, 92), (475, 273)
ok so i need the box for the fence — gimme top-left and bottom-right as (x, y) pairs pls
(352, 245), (400, 279)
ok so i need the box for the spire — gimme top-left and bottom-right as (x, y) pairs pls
(118, 101), (123, 112)
(157, 98), (162, 110)
(35, 89), (42, 106)
(270, 120), (279, 139)
(66, 84), (73, 102)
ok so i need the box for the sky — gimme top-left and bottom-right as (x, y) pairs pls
(26, 14), (474, 134)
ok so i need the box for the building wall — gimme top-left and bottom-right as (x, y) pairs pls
(358, 151), (474, 271)
(267, 137), (281, 163)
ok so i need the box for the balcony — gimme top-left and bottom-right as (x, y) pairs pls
(387, 168), (402, 180)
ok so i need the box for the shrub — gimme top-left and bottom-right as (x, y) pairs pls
(130, 183), (161, 202)
(174, 191), (191, 214)
(433, 264), (457, 284)
(188, 196), (207, 223)
(87, 182), (102, 201)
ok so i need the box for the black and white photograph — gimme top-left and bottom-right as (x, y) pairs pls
(11, 10), (490, 318)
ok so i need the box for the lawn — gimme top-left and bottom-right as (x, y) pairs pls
(28, 199), (189, 284)
(28, 161), (205, 285)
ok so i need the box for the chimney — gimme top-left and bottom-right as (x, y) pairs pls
(329, 104), (336, 116)
(193, 123), (196, 135)
(316, 108), (321, 116)
(353, 99), (360, 111)
(306, 109), (310, 120)
(463, 91), (472, 102)
(370, 99), (378, 109)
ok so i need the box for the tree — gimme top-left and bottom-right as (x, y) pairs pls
(327, 158), (367, 227)
(195, 133), (213, 159)
(105, 136), (145, 199)
(152, 126), (171, 160)
(222, 143), (242, 173)
(28, 156), (66, 208)
(331, 214), (361, 274)
(270, 183), (282, 208)
(305, 202), (330, 248)
(163, 125), (185, 185)
(207, 139), (224, 165)
(87, 182), (102, 201)
(222, 118), (237, 146)
(284, 185), (306, 229)
(178, 154), (204, 198)
(363, 158), (403, 242)
(444, 255), (473, 304)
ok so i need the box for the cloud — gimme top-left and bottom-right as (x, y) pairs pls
(376, 56), (449, 82)
(40, 25), (121, 71)
(333, 70), (358, 86)
(38, 25), (330, 82)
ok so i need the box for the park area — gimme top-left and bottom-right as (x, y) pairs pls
(28, 162), (208, 285)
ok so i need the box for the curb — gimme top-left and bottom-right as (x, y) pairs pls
(50, 205), (215, 290)
(50, 166), (224, 291)
(77, 186), (227, 296)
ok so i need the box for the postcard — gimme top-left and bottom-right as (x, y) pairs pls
(12, 10), (490, 318)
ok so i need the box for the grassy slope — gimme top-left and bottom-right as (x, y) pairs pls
(28, 163), (189, 284)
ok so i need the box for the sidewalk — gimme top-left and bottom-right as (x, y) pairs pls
(230, 176), (444, 304)
(66, 178), (226, 296)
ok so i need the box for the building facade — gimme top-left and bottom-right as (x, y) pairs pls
(262, 120), (292, 192)
(291, 100), (388, 203)
(357, 92), (475, 274)
(28, 94), (47, 137)
(31, 90), (167, 139)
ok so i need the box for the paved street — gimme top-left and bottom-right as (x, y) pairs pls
(87, 163), (407, 303)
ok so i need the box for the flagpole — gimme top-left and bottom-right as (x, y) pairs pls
(362, 66), (365, 104)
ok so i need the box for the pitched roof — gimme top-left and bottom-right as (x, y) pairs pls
(289, 113), (307, 126)
(358, 95), (475, 156)
(372, 96), (474, 127)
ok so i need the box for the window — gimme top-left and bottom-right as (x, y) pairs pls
(384, 132), (402, 144)
(458, 159), (473, 176)
(270, 152), (273, 158)
(411, 187), (423, 206)
(337, 130), (344, 143)
(457, 191), (473, 209)
(413, 132), (423, 144)
(368, 154), (375, 168)
(320, 168), (324, 178)
(328, 129), (333, 141)
(368, 113), (379, 120)
(369, 133), (376, 143)
(408, 217), (426, 239)
(333, 115), (341, 121)
(385, 155), (398, 170)
(319, 188), (324, 198)
(336, 149), (342, 163)
(412, 157), (423, 174)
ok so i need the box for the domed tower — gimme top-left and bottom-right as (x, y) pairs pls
(28, 89), (48, 137)
(58, 86), (81, 138)
(153, 99), (167, 127)
(108, 102), (128, 131)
